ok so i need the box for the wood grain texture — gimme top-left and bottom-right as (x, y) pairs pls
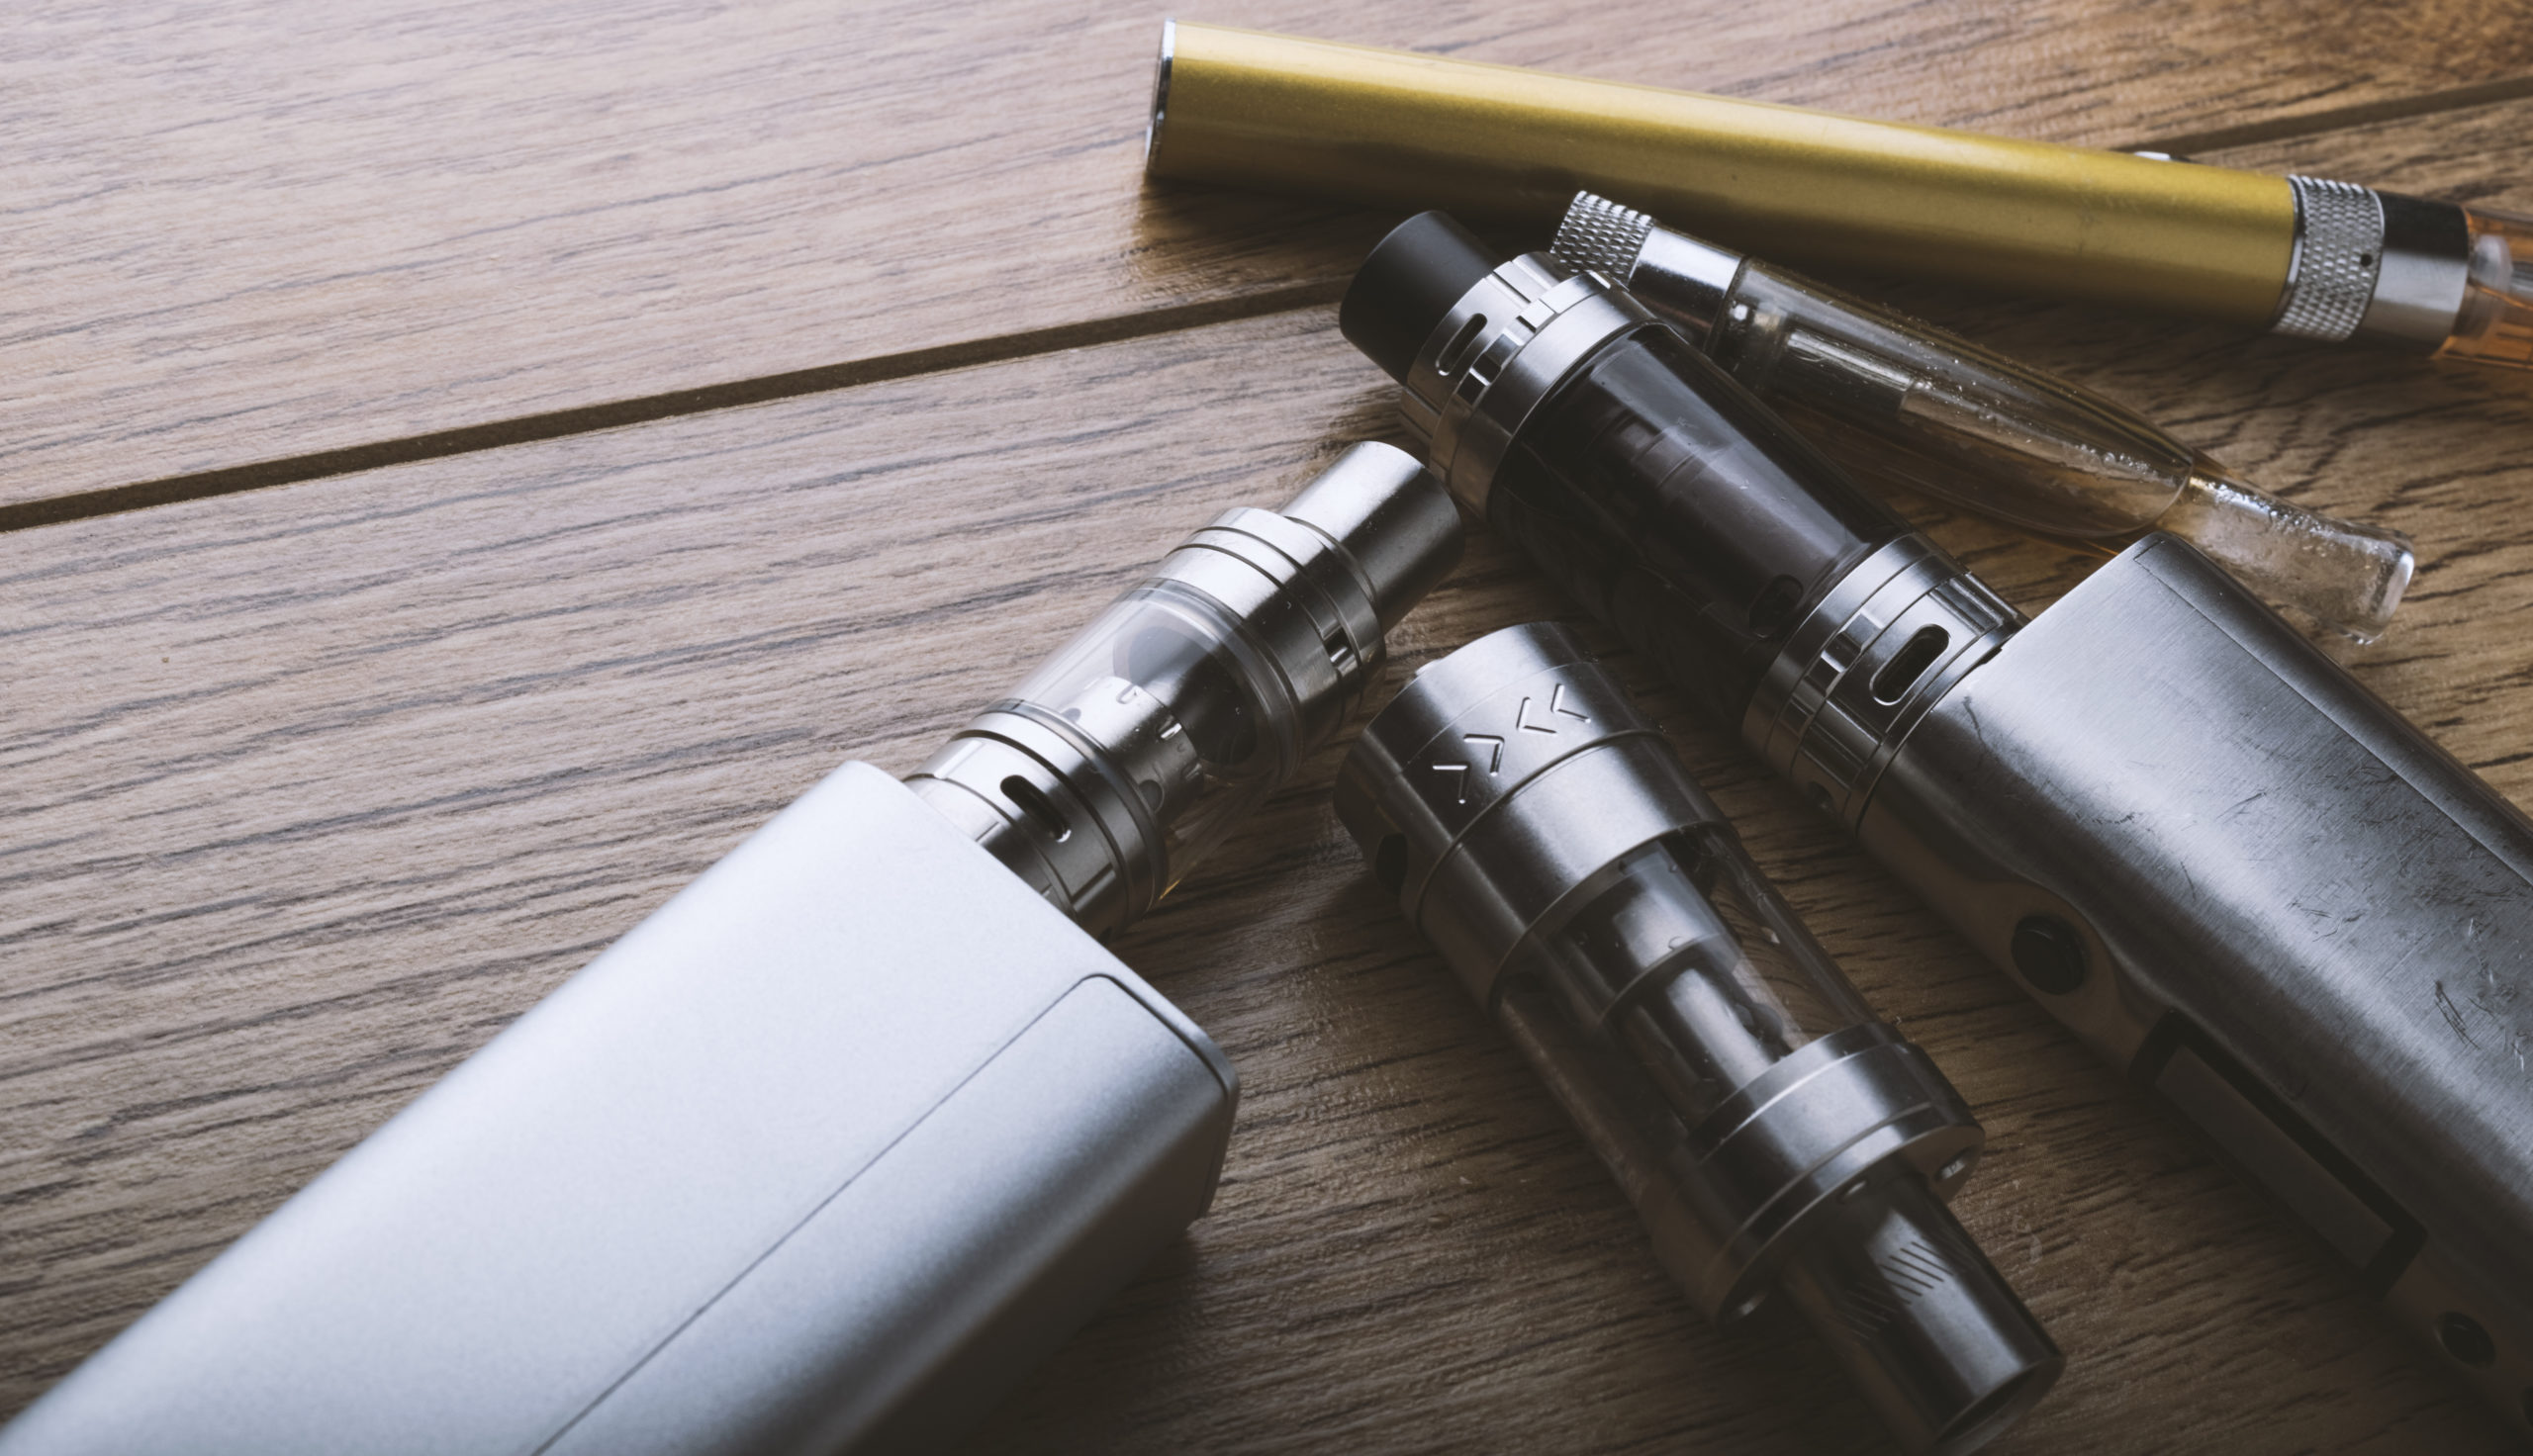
(9, 296), (2533, 1452)
(10, 1), (2533, 512)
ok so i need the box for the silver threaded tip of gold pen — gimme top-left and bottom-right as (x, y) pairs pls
(1554, 191), (1655, 280)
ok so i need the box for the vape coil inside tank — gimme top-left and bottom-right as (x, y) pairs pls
(1335, 623), (2059, 1454)
(907, 442), (1463, 940)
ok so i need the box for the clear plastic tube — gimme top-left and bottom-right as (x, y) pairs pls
(1709, 266), (2414, 640)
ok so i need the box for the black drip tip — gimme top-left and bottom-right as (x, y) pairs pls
(1339, 212), (1500, 383)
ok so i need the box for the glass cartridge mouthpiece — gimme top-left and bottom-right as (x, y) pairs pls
(2448, 204), (2533, 370)
(1553, 192), (2416, 641)
(907, 442), (1463, 940)
(1335, 623), (2059, 1454)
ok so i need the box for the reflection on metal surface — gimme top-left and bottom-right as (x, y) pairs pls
(1338, 622), (2058, 1455)
(1345, 215), (2533, 1433)
(910, 441), (1461, 937)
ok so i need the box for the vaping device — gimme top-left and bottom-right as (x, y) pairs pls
(1145, 22), (2533, 367)
(1552, 191), (2414, 642)
(0, 444), (1462, 1456)
(1337, 213), (2533, 1435)
(1336, 622), (2059, 1455)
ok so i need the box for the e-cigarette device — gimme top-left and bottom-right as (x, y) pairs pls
(1553, 191), (2414, 642)
(1146, 22), (2533, 367)
(1336, 622), (2059, 1455)
(0, 443), (1462, 1456)
(1338, 213), (2533, 1434)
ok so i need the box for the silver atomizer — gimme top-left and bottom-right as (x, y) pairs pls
(0, 444), (1462, 1456)
(1337, 622), (2059, 1454)
(1337, 213), (2533, 1436)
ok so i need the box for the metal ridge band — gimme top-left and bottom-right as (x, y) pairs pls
(1403, 255), (1655, 514)
(2274, 176), (2384, 342)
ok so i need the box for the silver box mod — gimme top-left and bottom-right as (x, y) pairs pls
(2, 444), (1463, 1455)
(1, 764), (1234, 1455)
(1844, 532), (2533, 1422)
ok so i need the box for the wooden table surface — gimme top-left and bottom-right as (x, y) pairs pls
(8, 4), (2533, 1452)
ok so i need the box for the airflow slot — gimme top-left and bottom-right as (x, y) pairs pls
(1001, 775), (1071, 842)
(1324, 625), (1358, 670)
(1437, 314), (1488, 374)
(1870, 626), (1950, 704)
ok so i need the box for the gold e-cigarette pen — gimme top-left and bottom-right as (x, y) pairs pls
(1144, 22), (2533, 368)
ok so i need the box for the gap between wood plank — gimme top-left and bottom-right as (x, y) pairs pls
(0, 281), (1344, 536)
(12, 75), (2532, 540)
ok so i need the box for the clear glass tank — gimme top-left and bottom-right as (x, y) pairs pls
(994, 578), (1294, 897)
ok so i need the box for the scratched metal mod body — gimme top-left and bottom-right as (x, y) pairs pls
(1338, 212), (2533, 1433)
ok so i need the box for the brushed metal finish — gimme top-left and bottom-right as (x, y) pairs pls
(1851, 534), (2533, 1430)
(908, 443), (1458, 937)
(1360, 219), (2533, 1431)
(1742, 534), (2019, 830)
(3, 449), (1464, 1454)
(0, 766), (1237, 1456)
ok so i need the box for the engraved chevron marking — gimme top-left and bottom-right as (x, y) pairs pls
(1515, 696), (1557, 735)
(1431, 761), (1472, 804)
(1550, 682), (1588, 721)
(1461, 734), (1505, 773)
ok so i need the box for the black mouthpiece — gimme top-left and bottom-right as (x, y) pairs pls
(1340, 212), (1499, 383)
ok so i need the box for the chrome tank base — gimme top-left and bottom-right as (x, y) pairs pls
(1843, 532), (2533, 1433)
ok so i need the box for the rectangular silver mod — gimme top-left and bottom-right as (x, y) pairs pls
(1851, 535), (2533, 1420)
(0, 764), (1236, 1456)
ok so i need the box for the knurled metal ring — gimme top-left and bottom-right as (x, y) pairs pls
(1552, 192), (1654, 280)
(2274, 176), (2384, 342)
